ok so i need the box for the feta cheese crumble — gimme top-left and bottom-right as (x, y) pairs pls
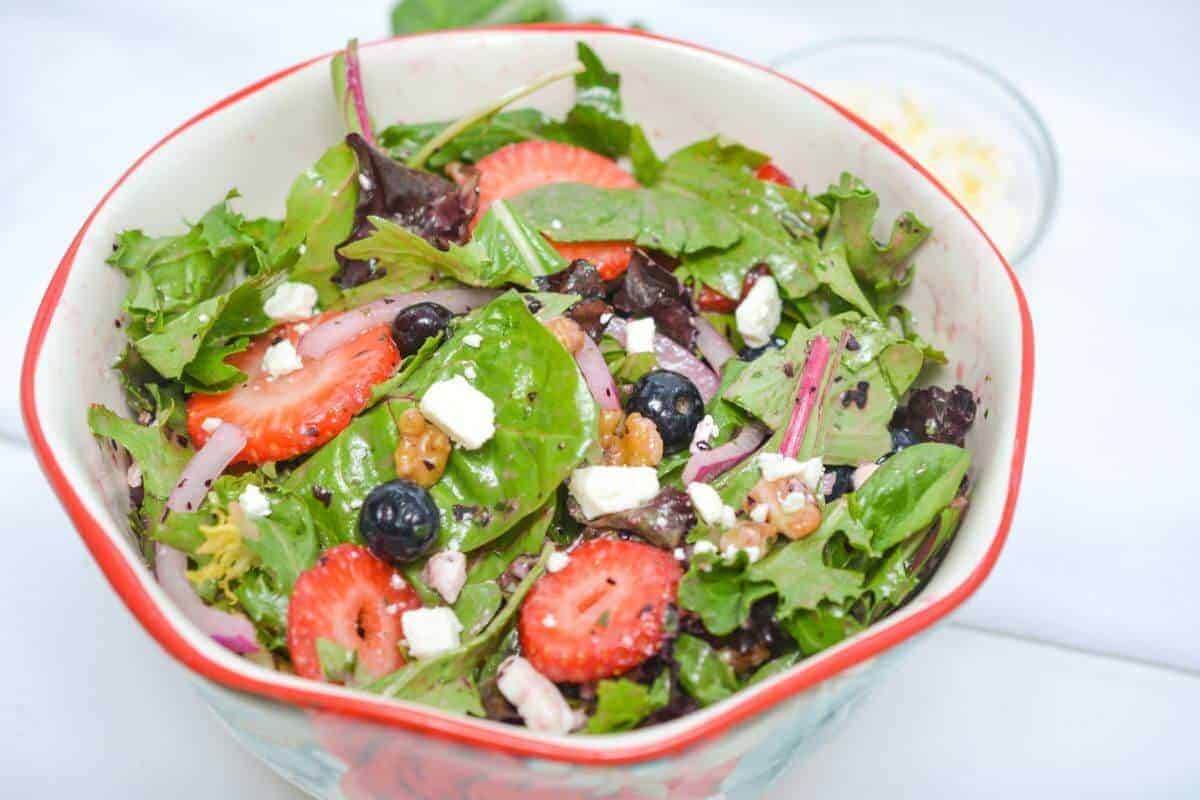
(723, 544), (762, 563)
(201, 416), (224, 434)
(735, 276), (782, 348)
(686, 482), (736, 529)
(262, 339), (303, 380)
(422, 550), (467, 604)
(462, 333), (483, 348)
(237, 484), (271, 518)
(568, 465), (659, 519)
(692, 540), (718, 555)
(546, 551), (571, 573)
(624, 317), (657, 354)
(496, 656), (584, 734)
(263, 281), (318, 321)
(689, 414), (719, 454)
(419, 375), (496, 450)
(780, 491), (811, 513)
(757, 453), (824, 490)
(749, 503), (769, 523)
(401, 607), (463, 659)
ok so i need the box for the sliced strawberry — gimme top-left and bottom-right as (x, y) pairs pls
(519, 538), (682, 683)
(287, 544), (421, 682)
(755, 162), (795, 187)
(186, 316), (400, 465)
(697, 286), (738, 313)
(549, 240), (635, 280)
(696, 264), (773, 313)
(473, 140), (639, 222)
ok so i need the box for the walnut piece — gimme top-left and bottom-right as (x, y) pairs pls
(747, 476), (822, 540)
(599, 410), (663, 467)
(544, 316), (586, 355)
(393, 408), (452, 488)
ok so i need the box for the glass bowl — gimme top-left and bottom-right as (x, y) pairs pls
(771, 37), (1059, 268)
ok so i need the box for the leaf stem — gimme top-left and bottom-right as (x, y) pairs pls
(344, 39), (375, 146)
(407, 61), (584, 170)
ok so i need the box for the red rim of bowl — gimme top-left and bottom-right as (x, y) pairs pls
(19, 23), (1034, 766)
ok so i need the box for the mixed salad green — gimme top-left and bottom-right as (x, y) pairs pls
(90, 40), (978, 734)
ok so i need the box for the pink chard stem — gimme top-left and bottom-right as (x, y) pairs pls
(780, 334), (833, 458)
(345, 39), (375, 146)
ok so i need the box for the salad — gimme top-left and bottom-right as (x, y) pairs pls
(89, 40), (978, 735)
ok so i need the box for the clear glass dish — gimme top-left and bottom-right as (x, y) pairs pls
(771, 37), (1058, 268)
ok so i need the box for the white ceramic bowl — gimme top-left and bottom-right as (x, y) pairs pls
(21, 25), (1033, 800)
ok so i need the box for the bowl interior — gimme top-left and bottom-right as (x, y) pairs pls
(24, 27), (1029, 757)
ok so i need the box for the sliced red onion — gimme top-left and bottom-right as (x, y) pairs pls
(780, 335), (833, 458)
(574, 334), (621, 411)
(606, 317), (721, 402)
(344, 39), (375, 146)
(693, 315), (737, 371)
(167, 422), (247, 514)
(155, 543), (259, 655)
(682, 423), (769, 484)
(299, 288), (500, 360)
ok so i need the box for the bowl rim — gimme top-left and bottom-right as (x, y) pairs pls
(19, 23), (1034, 766)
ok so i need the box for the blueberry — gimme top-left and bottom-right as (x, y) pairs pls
(359, 479), (440, 565)
(391, 302), (453, 357)
(626, 370), (704, 454)
(890, 427), (920, 452)
(738, 336), (786, 362)
(824, 465), (855, 502)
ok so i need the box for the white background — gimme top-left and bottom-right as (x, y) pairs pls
(3, 0), (1199, 796)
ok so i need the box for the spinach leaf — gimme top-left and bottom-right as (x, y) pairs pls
(397, 293), (597, 551)
(283, 400), (407, 549)
(381, 109), (555, 170)
(659, 138), (830, 300)
(746, 652), (800, 686)
(465, 501), (553, 584)
(781, 602), (865, 656)
(390, 0), (565, 35)
(821, 173), (930, 292)
(286, 294), (595, 552)
(87, 404), (192, 499)
(586, 671), (671, 733)
(548, 42), (630, 158)
(453, 581), (502, 636)
(367, 544), (551, 713)
(272, 142), (360, 305)
(815, 207), (879, 319)
(849, 443), (969, 551)
(674, 634), (738, 706)
(509, 183), (741, 256)
(862, 499), (965, 623)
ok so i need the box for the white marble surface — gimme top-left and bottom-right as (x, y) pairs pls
(5, 0), (1200, 795)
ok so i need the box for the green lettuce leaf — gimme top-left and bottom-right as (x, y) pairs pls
(243, 493), (320, 593)
(273, 142), (360, 305)
(546, 42), (630, 158)
(337, 201), (565, 304)
(86, 404), (192, 499)
(821, 173), (931, 292)
(110, 191), (275, 338)
(586, 671), (671, 733)
(509, 183), (741, 256)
